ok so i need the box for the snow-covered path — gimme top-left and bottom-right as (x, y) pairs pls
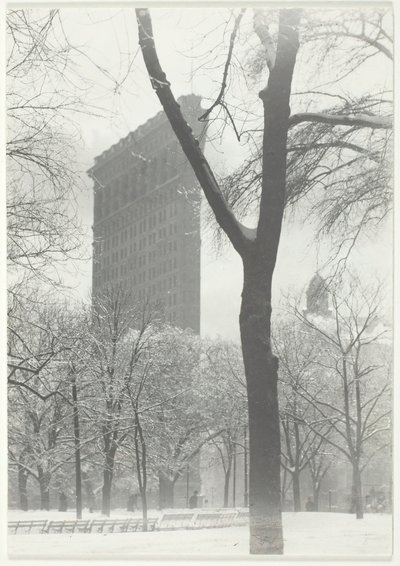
(7, 511), (392, 559)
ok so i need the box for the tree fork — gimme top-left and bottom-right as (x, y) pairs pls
(136, 7), (301, 555)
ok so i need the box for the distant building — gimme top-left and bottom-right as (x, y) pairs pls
(304, 273), (331, 317)
(300, 274), (392, 513)
(88, 94), (205, 332)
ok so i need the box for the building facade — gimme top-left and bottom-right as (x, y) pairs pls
(88, 94), (205, 332)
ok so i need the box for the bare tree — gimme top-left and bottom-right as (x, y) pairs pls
(135, 7), (392, 554)
(124, 326), (200, 526)
(7, 289), (78, 401)
(8, 376), (74, 510)
(86, 288), (161, 516)
(125, 361), (151, 530)
(6, 9), (89, 286)
(307, 449), (333, 512)
(203, 340), (247, 508)
(274, 319), (334, 512)
(7, 301), (94, 513)
(294, 276), (391, 519)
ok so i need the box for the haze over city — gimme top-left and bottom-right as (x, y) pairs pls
(6, 3), (395, 562)
(55, 7), (392, 340)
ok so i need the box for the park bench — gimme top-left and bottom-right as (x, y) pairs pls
(215, 511), (238, 528)
(123, 518), (141, 532)
(233, 510), (249, 526)
(191, 512), (221, 529)
(8, 520), (48, 534)
(45, 520), (91, 534)
(158, 512), (195, 530)
(74, 519), (92, 533)
(137, 517), (158, 531)
(87, 518), (131, 533)
(124, 517), (158, 532)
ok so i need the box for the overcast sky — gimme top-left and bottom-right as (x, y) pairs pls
(24, 5), (392, 342)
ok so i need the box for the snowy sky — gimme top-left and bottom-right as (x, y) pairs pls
(6, 2), (394, 341)
(1, 3), (398, 565)
(1, 7), (400, 564)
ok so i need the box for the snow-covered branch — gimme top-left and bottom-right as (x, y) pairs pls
(288, 112), (392, 129)
(136, 8), (250, 256)
(253, 10), (276, 72)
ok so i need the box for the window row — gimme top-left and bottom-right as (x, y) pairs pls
(94, 230), (180, 260)
(94, 156), (182, 219)
(94, 183), (183, 235)
(95, 258), (180, 281)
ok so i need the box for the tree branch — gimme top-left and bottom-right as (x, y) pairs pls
(199, 9), (245, 122)
(253, 10), (276, 72)
(8, 378), (60, 401)
(288, 112), (392, 130)
(135, 8), (249, 256)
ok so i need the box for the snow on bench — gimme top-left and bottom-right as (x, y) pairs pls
(8, 517), (159, 535)
(44, 520), (91, 534)
(158, 510), (241, 530)
(8, 510), (248, 535)
(122, 518), (141, 532)
(8, 520), (48, 535)
(214, 511), (238, 527)
(135, 517), (158, 531)
(233, 510), (249, 525)
(88, 519), (131, 533)
(191, 513), (221, 529)
(158, 512), (195, 530)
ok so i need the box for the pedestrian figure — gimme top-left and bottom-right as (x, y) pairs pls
(305, 496), (314, 511)
(189, 490), (198, 509)
(58, 492), (68, 512)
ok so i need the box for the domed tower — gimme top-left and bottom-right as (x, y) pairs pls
(305, 273), (331, 317)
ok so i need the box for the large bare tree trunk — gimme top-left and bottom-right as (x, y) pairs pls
(136, 8), (300, 554)
(240, 261), (283, 553)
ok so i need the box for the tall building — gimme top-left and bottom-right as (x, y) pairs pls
(88, 95), (205, 332)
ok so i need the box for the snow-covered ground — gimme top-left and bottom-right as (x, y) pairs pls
(7, 510), (392, 559)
